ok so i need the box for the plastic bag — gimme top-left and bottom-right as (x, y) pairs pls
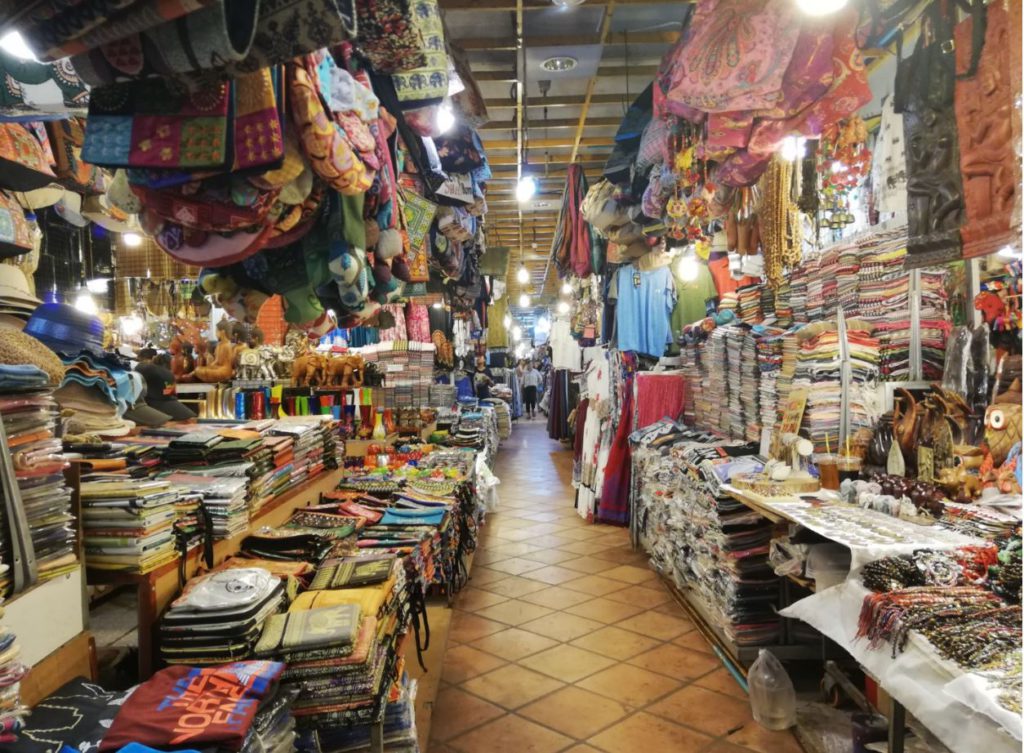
(748, 648), (797, 730)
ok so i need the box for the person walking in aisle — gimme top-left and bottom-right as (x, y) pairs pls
(521, 360), (542, 419)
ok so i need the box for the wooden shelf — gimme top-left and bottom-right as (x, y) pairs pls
(87, 468), (345, 678)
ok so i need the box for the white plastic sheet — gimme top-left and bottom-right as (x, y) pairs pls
(781, 582), (1021, 752)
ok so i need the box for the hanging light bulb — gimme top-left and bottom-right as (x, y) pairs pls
(512, 325), (523, 342)
(74, 290), (98, 315)
(122, 232), (143, 247)
(795, 0), (848, 15)
(780, 136), (804, 162)
(431, 301), (444, 309)
(535, 316), (551, 335)
(677, 250), (700, 283)
(503, 313), (512, 329)
(120, 313), (144, 338)
(516, 264), (530, 284)
(0, 32), (36, 61)
(560, 281), (572, 295)
(557, 300), (570, 315)
(516, 175), (537, 203)
(436, 100), (456, 134)
(518, 293), (531, 308)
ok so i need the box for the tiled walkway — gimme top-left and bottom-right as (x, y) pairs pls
(428, 420), (803, 753)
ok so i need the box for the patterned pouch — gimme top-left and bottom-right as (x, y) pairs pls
(82, 76), (231, 170)
(0, 124), (56, 191)
(46, 118), (104, 195)
(0, 191), (33, 259)
(354, 0), (427, 74)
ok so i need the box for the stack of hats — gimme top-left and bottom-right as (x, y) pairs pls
(0, 266), (40, 327)
(159, 569), (285, 667)
(0, 326), (64, 390)
(79, 479), (179, 574)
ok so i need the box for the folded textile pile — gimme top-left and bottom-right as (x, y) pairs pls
(297, 675), (419, 753)
(632, 427), (781, 647)
(0, 391), (77, 584)
(159, 568), (285, 666)
(97, 660), (287, 753)
(285, 559), (408, 729)
(792, 321), (880, 453)
(164, 472), (249, 539)
(0, 604), (27, 743)
(755, 328), (786, 437)
(5, 677), (130, 753)
(80, 479), (179, 574)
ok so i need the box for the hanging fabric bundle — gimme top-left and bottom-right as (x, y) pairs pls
(894, 0), (965, 268)
(954, 0), (1019, 259)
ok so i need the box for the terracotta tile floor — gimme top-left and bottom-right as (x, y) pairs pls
(428, 421), (803, 753)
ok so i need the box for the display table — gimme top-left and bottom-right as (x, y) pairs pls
(723, 486), (1018, 753)
(87, 467), (345, 678)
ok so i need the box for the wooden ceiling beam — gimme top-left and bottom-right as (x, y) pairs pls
(441, 0), (686, 9)
(481, 136), (613, 149)
(456, 30), (675, 51)
(480, 117), (621, 130)
(486, 93), (626, 108)
(472, 65), (656, 82)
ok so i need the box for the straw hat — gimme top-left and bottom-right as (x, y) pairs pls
(0, 323), (65, 384)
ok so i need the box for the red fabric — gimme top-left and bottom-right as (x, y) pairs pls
(634, 373), (686, 430)
(568, 164), (593, 278)
(708, 256), (738, 296)
(101, 661), (284, 752)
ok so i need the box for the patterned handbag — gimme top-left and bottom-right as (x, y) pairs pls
(0, 124), (57, 191)
(289, 59), (373, 195)
(0, 191), (33, 259)
(399, 185), (437, 253)
(391, 0), (447, 107)
(82, 76), (231, 170)
(354, 0), (428, 74)
(46, 118), (104, 195)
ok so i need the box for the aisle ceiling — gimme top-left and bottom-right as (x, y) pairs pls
(438, 0), (688, 310)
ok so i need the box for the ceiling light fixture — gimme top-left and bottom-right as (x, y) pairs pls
(512, 325), (523, 342)
(551, 0), (585, 7)
(516, 174), (537, 203)
(436, 99), (456, 134)
(74, 290), (98, 315)
(541, 55), (578, 72)
(518, 293), (531, 308)
(557, 300), (570, 314)
(517, 263), (530, 284)
(431, 301), (444, 309)
(503, 314), (513, 329)
(560, 282), (572, 295)
(123, 232), (143, 247)
(0, 32), (36, 60)
(795, 0), (848, 15)
(677, 249), (700, 283)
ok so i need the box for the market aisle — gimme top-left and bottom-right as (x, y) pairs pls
(427, 421), (804, 753)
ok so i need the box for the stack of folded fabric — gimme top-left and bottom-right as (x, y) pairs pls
(163, 430), (225, 464)
(774, 277), (793, 327)
(481, 398), (512, 440)
(0, 602), (27, 743)
(159, 568), (285, 666)
(1, 392), (78, 583)
(755, 328), (785, 437)
(702, 327), (730, 436)
(740, 330), (760, 443)
(98, 660), (288, 752)
(285, 560), (408, 730)
(919, 269), (953, 380)
(297, 675), (419, 753)
(165, 472), (250, 539)
(793, 320), (880, 453)
(724, 327), (745, 441)
(736, 284), (762, 325)
(80, 479), (179, 574)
